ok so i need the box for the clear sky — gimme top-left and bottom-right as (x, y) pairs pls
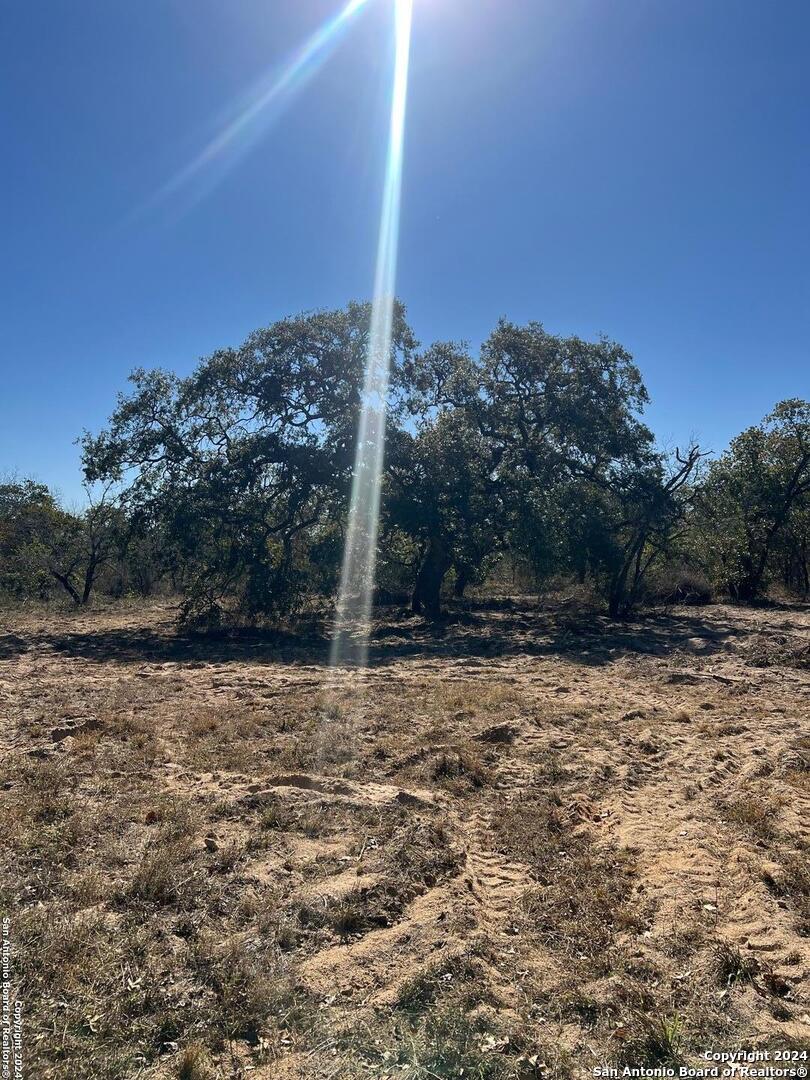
(2, 0), (808, 503)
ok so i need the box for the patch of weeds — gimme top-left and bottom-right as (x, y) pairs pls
(15, 907), (107, 990)
(0, 771), (97, 902)
(345, 1006), (551, 1079)
(296, 901), (329, 931)
(746, 635), (810, 671)
(14, 909), (204, 1076)
(190, 934), (278, 1042)
(494, 796), (646, 973)
(663, 916), (706, 960)
(437, 682), (524, 717)
(722, 792), (782, 840)
(555, 987), (602, 1029)
(431, 746), (488, 789)
(186, 712), (220, 740)
(617, 1012), (684, 1068)
(493, 795), (568, 870)
(328, 893), (369, 942)
(182, 707), (263, 771)
(297, 805), (330, 837)
(395, 956), (485, 1016)
(317, 695), (348, 723)
(145, 796), (198, 841)
(16, 756), (73, 823)
(714, 940), (758, 989)
(377, 816), (464, 893)
(275, 922), (301, 952)
(323, 882), (412, 942)
(781, 853), (810, 933)
(124, 839), (200, 907)
(209, 838), (247, 875)
(259, 802), (294, 831)
(259, 798), (378, 845)
(244, 829), (274, 855)
(536, 752), (570, 786)
(70, 867), (110, 908)
(230, 884), (279, 928)
(175, 1043), (213, 1080)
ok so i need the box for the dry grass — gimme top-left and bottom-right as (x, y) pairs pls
(722, 788), (784, 839)
(1, 598), (808, 1077)
(494, 794), (648, 975)
(766, 851), (810, 935)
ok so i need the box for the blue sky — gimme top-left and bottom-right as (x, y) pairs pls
(1, 0), (808, 503)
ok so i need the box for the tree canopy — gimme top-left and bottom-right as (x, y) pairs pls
(1, 303), (806, 620)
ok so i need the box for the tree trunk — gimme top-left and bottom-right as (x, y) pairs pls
(734, 562), (760, 603)
(412, 535), (451, 620)
(609, 533), (646, 617)
(50, 570), (81, 606)
(81, 556), (99, 605)
(608, 584), (624, 619)
(453, 567), (470, 599)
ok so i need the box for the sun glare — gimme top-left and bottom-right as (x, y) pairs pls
(330, 0), (415, 670)
(139, 0), (417, 671)
(140, 0), (372, 216)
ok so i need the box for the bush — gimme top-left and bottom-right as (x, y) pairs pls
(643, 565), (713, 606)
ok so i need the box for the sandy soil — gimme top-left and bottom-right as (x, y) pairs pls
(1, 598), (808, 1077)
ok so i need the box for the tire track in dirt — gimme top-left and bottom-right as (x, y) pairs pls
(4, 599), (810, 1073)
(294, 793), (537, 1010)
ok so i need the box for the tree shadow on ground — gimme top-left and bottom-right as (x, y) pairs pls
(0, 601), (752, 669)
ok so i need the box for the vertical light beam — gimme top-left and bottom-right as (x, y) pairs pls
(330, 0), (414, 669)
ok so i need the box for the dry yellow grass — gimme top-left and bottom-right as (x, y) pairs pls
(1, 598), (808, 1077)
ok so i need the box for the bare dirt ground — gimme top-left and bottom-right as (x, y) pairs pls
(1, 598), (808, 1078)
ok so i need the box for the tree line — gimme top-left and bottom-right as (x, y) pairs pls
(2, 303), (808, 623)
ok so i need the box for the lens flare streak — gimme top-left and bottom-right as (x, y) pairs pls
(148, 0), (371, 212)
(330, 0), (414, 669)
